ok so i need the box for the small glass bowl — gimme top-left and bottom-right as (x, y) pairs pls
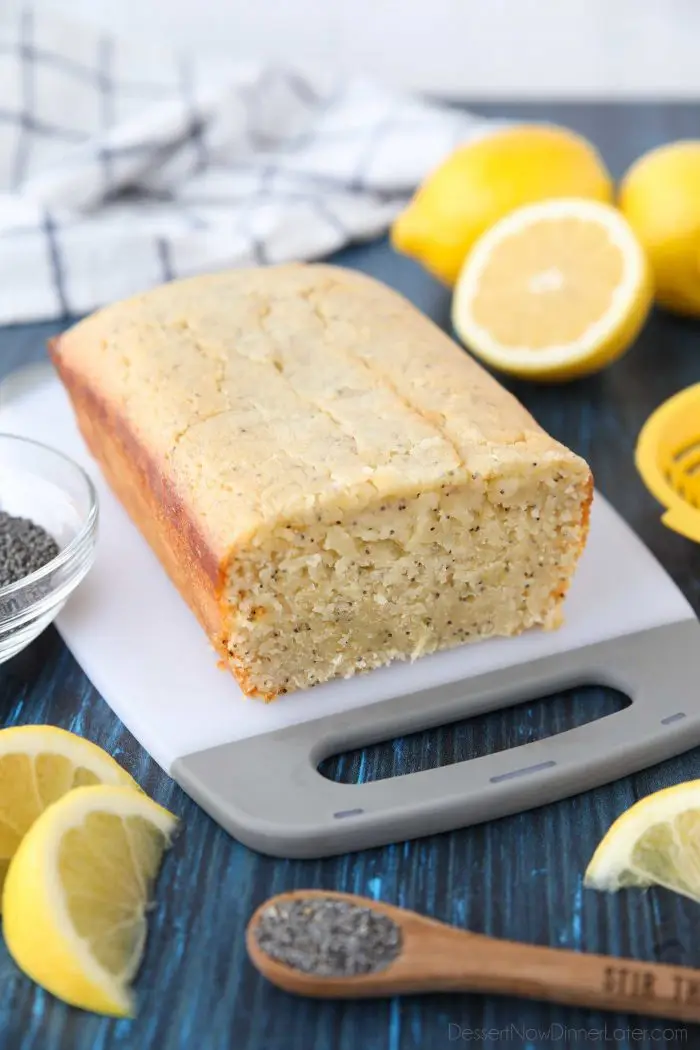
(0, 434), (98, 662)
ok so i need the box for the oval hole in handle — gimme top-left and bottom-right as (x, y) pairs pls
(318, 684), (630, 785)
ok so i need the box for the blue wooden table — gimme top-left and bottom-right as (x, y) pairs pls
(1, 103), (700, 1050)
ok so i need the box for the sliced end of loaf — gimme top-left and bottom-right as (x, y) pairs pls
(222, 457), (592, 699)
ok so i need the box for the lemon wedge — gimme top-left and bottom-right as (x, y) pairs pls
(584, 781), (700, 904)
(0, 725), (139, 898)
(3, 784), (177, 1016)
(452, 198), (652, 381)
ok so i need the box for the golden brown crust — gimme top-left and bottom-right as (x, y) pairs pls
(49, 335), (239, 678)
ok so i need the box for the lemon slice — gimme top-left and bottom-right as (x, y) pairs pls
(452, 198), (652, 381)
(584, 781), (700, 903)
(0, 725), (139, 898)
(3, 784), (176, 1016)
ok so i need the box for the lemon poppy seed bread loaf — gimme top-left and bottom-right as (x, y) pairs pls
(51, 264), (593, 699)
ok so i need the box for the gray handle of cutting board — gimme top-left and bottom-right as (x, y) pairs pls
(173, 620), (700, 858)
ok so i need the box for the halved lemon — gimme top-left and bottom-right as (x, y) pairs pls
(584, 781), (700, 903)
(452, 198), (653, 381)
(3, 784), (177, 1016)
(0, 725), (139, 897)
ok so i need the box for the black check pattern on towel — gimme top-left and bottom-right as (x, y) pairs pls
(0, 5), (497, 323)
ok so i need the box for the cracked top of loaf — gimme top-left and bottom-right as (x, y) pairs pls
(55, 264), (589, 554)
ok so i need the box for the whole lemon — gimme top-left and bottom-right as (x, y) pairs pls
(620, 141), (700, 316)
(391, 124), (613, 286)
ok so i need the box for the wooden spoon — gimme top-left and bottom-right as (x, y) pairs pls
(246, 889), (700, 1023)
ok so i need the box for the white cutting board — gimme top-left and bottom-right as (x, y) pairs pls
(0, 367), (694, 777)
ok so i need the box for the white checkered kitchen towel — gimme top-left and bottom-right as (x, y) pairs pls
(0, 5), (500, 325)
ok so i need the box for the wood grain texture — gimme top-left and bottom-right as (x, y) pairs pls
(247, 890), (700, 1023)
(0, 103), (699, 1050)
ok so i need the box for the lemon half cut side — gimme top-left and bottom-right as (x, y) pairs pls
(452, 198), (652, 381)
